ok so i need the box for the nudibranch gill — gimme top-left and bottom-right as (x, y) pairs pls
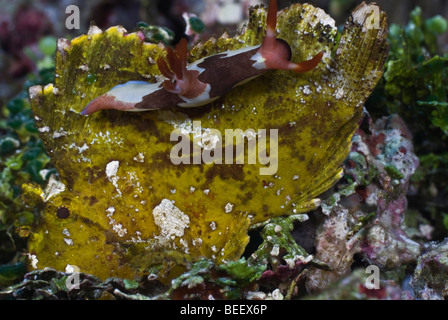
(81, 0), (323, 115)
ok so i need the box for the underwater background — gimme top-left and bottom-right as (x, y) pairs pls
(0, 0), (447, 300)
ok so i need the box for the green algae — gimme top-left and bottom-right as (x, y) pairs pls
(249, 214), (310, 269)
(169, 257), (265, 299)
(137, 22), (175, 45)
(24, 3), (389, 281)
(366, 7), (448, 238)
(0, 35), (57, 287)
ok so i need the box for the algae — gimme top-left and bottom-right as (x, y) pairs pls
(366, 6), (448, 240)
(0, 35), (58, 286)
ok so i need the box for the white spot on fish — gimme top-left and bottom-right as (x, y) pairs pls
(106, 161), (122, 196)
(152, 199), (190, 238)
(225, 203), (233, 213)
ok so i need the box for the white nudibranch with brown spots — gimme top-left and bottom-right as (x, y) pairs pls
(80, 0), (323, 115)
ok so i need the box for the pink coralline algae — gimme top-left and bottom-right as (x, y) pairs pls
(411, 239), (448, 299)
(0, 6), (52, 76)
(306, 114), (421, 293)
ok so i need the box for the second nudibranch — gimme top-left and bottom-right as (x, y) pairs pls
(81, 0), (324, 115)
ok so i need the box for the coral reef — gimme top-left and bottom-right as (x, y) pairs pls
(306, 113), (420, 293)
(366, 7), (448, 240)
(411, 239), (448, 299)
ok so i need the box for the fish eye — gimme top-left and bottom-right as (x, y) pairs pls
(56, 207), (70, 219)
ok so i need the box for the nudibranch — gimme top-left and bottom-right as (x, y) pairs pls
(81, 0), (323, 115)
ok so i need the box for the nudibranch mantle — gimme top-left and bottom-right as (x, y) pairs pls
(81, 0), (323, 115)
